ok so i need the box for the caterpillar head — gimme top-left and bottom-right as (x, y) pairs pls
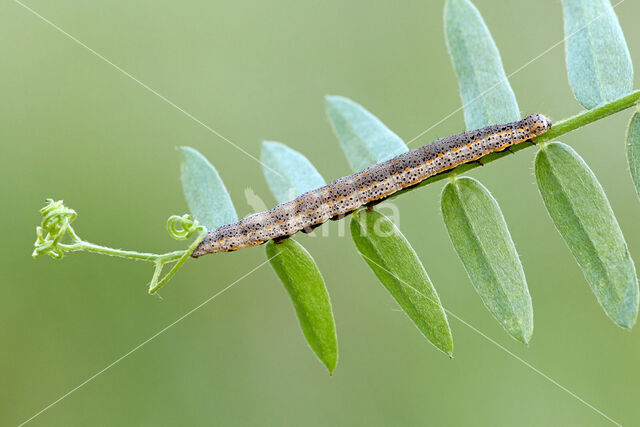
(191, 230), (226, 257)
(191, 234), (212, 258)
(525, 113), (552, 136)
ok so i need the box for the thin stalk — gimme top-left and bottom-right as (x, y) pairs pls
(148, 228), (207, 294)
(62, 226), (185, 262)
(536, 90), (640, 143)
(33, 206), (206, 293)
(391, 90), (640, 198)
(59, 241), (185, 262)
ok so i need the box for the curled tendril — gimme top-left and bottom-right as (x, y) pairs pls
(33, 199), (78, 259)
(32, 198), (205, 294)
(167, 214), (201, 240)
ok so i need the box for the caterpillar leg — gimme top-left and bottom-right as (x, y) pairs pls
(330, 210), (355, 221)
(272, 235), (290, 244)
(365, 199), (383, 210)
(301, 222), (323, 234)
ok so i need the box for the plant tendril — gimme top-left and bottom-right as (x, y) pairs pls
(32, 199), (206, 294)
(33, 199), (78, 259)
(167, 214), (199, 240)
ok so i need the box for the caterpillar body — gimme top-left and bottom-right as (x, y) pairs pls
(192, 113), (551, 257)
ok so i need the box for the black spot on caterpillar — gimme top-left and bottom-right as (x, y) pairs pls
(192, 113), (552, 257)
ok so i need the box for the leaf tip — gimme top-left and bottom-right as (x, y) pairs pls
(325, 94), (352, 112)
(178, 146), (203, 165)
(261, 140), (279, 151)
(511, 325), (533, 346)
(446, 343), (454, 358)
(614, 313), (637, 330)
(325, 355), (338, 375)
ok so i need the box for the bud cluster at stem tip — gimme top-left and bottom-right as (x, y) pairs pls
(33, 199), (77, 259)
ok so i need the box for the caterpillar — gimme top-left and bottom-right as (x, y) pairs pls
(192, 113), (551, 257)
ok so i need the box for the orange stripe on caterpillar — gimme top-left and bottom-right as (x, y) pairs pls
(191, 113), (552, 257)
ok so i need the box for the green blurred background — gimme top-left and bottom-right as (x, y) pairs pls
(2, 0), (639, 425)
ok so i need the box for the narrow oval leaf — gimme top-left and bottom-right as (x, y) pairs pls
(444, 0), (520, 130)
(266, 239), (338, 373)
(350, 209), (453, 355)
(626, 112), (640, 200)
(180, 146), (237, 229)
(562, 0), (633, 109)
(261, 140), (336, 370)
(325, 95), (408, 171)
(259, 142), (337, 370)
(535, 142), (639, 328)
(261, 141), (326, 203)
(441, 177), (533, 343)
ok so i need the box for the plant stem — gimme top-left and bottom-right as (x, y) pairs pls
(394, 89), (640, 196)
(536, 90), (640, 144)
(34, 208), (207, 293)
(62, 226), (186, 262)
(148, 228), (207, 294)
(59, 241), (185, 262)
(59, 224), (206, 294)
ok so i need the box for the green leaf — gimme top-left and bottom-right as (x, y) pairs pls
(535, 142), (639, 328)
(261, 140), (336, 371)
(444, 0), (520, 130)
(261, 141), (326, 203)
(626, 112), (640, 200)
(350, 209), (453, 355)
(330, 97), (452, 354)
(441, 177), (533, 343)
(266, 239), (338, 373)
(562, 0), (633, 109)
(179, 146), (237, 229)
(325, 95), (408, 171)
